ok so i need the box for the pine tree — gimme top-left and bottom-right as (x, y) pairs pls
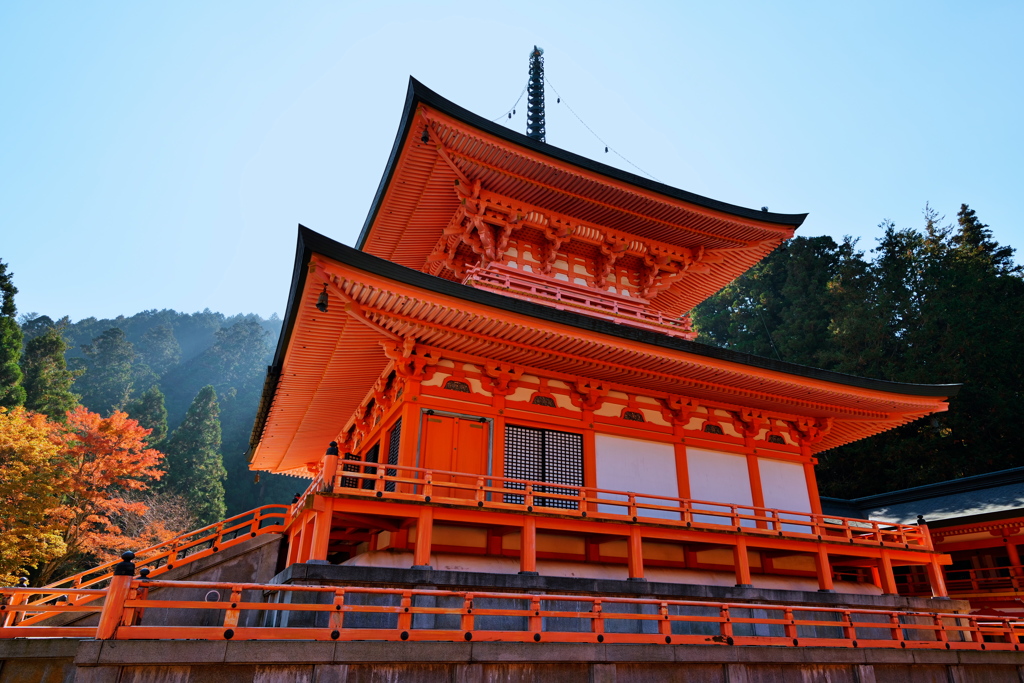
(21, 324), (80, 420)
(0, 260), (26, 408)
(124, 385), (169, 446)
(72, 328), (153, 414)
(136, 324), (180, 377)
(162, 385), (226, 526)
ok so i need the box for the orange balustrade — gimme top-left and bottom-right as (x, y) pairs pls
(899, 565), (1024, 597)
(322, 462), (932, 550)
(463, 264), (697, 339)
(19, 505), (290, 621)
(0, 579), (1015, 649)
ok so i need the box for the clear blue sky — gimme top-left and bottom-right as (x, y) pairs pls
(2, 2), (1021, 322)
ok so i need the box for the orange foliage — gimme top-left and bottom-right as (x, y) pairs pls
(32, 407), (165, 585)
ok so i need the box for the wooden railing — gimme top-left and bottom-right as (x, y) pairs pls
(463, 264), (697, 340)
(900, 565), (1024, 596)
(326, 462), (932, 550)
(0, 579), (1013, 649)
(24, 505), (289, 611)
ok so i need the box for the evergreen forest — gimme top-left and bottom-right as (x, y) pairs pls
(692, 204), (1024, 498)
(10, 300), (291, 519)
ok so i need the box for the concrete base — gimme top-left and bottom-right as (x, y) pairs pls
(279, 563), (968, 613)
(6, 638), (1024, 682)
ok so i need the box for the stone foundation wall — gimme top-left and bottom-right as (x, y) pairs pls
(5, 639), (1024, 682)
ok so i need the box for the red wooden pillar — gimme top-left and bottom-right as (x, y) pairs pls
(814, 545), (835, 592)
(627, 526), (645, 581)
(878, 550), (898, 595)
(309, 497), (334, 562)
(412, 507), (434, 569)
(802, 455), (823, 516)
(520, 516), (538, 575)
(926, 557), (950, 599)
(734, 538), (752, 588)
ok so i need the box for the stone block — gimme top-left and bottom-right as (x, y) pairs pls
(311, 664), (349, 683)
(601, 643), (675, 663)
(96, 640), (227, 665)
(74, 640), (103, 666)
(224, 641), (334, 664)
(0, 638), (79, 660)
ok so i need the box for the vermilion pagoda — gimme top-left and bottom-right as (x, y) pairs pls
(247, 79), (958, 596)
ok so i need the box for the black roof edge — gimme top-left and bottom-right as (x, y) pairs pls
(356, 77), (808, 250)
(821, 466), (1024, 511)
(247, 226), (314, 462)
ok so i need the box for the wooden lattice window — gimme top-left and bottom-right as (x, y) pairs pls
(340, 453), (361, 489)
(385, 418), (401, 492)
(444, 379), (471, 393)
(703, 423), (724, 435)
(504, 425), (583, 510)
(767, 434), (785, 445)
(532, 395), (556, 407)
(622, 410), (645, 422)
(361, 443), (380, 490)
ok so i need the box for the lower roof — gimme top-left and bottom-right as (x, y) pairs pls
(248, 226), (959, 475)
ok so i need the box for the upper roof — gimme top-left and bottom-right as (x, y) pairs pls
(355, 78), (809, 316)
(248, 226), (959, 476)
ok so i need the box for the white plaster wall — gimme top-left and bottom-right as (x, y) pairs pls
(759, 458), (813, 533)
(595, 434), (680, 520)
(686, 448), (753, 526)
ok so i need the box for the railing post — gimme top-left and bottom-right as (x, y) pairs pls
(720, 606), (733, 641)
(783, 608), (798, 642)
(330, 589), (345, 631)
(842, 611), (856, 644)
(461, 594), (474, 634)
(591, 599), (604, 638)
(933, 614), (949, 645)
(1, 579), (29, 627)
(223, 586), (243, 630)
(96, 552), (135, 640)
(398, 591), (412, 632)
(423, 472), (434, 502)
(529, 596), (542, 640)
(475, 477), (485, 507)
(658, 601), (672, 638)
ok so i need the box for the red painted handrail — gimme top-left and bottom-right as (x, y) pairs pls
(0, 579), (1007, 649)
(24, 505), (290, 610)
(321, 462), (932, 550)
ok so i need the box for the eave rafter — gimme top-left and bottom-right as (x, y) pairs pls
(418, 105), (795, 244)
(315, 265), (943, 444)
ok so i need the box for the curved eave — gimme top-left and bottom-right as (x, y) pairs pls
(249, 227), (959, 475)
(358, 78), (806, 250)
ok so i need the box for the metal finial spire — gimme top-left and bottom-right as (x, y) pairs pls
(527, 46), (545, 143)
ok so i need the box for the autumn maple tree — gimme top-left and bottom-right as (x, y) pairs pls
(0, 408), (66, 584)
(30, 406), (166, 585)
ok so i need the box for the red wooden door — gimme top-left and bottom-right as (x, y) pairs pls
(421, 414), (488, 500)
